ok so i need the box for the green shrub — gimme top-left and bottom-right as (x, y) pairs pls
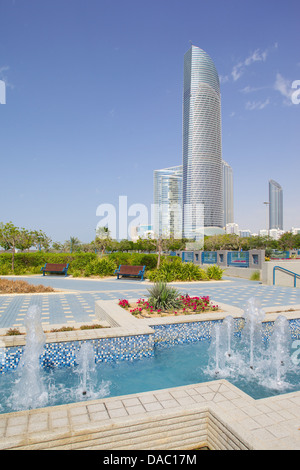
(206, 265), (224, 280)
(107, 252), (158, 269)
(147, 258), (209, 282)
(250, 270), (261, 281)
(83, 257), (117, 277)
(6, 328), (22, 336)
(0, 252), (98, 275)
(147, 282), (182, 311)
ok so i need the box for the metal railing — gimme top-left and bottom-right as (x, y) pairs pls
(273, 266), (300, 287)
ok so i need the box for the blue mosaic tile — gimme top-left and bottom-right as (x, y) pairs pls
(1, 318), (300, 374)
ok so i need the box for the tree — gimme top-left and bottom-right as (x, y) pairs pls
(154, 235), (171, 269)
(0, 222), (24, 271)
(118, 239), (134, 252)
(52, 241), (64, 252)
(15, 228), (34, 252)
(64, 236), (81, 253)
(32, 230), (52, 251)
(168, 237), (188, 252)
(95, 226), (112, 255)
(278, 232), (295, 250)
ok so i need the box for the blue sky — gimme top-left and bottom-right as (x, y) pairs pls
(0, 0), (299, 243)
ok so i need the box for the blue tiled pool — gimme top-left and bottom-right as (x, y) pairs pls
(1, 317), (300, 414)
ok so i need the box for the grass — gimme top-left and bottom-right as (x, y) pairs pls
(2, 324), (106, 336)
(250, 270), (261, 281)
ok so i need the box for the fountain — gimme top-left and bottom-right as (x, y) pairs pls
(223, 315), (235, 359)
(208, 316), (235, 377)
(75, 342), (97, 398)
(11, 305), (48, 410)
(241, 297), (265, 369)
(207, 298), (297, 392)
(263, 315), (292, 389)
(6, 321), (110, 412)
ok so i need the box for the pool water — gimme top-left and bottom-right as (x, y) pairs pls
(0, 339), (300, 414)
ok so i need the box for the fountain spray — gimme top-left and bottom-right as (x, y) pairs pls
(11, 305), (47, 410)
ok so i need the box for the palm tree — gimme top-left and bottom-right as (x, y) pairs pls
(65, 236), (81, 253)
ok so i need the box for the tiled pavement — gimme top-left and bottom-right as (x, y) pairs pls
(1, 379), (300, 449)
(1, 275), (300, 329)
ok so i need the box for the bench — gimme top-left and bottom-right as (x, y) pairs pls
(41, 263), (69, 277)
(114, 265), (145, 281)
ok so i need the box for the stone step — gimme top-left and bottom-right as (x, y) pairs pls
(10, 410), (209, 450)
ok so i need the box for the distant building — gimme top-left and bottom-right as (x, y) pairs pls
(239, 229), (252, 238)
(153, 165), (182, 238)
(223, 160), (234, 226)
(130, 224), (154, 242)
(226, 223), (239, 234)
(269, 179), (283, 230)
(182, 45), (223, 239)
(269, 228), (285, 240)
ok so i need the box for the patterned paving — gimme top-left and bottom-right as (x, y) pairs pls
(1, 275), (300, 329)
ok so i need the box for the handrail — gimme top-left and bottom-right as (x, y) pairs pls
(273, 265), (300, 287)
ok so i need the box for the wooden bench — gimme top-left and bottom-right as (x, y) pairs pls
(114, 265), (145, 281)
(41, 263), (69, 277)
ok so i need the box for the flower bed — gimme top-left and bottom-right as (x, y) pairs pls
(118, 295), (219, 318)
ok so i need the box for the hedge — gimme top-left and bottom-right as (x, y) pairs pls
(0, 252), (159, 277)
(0, 252), (224, 281)
(0, 252), (97, 275)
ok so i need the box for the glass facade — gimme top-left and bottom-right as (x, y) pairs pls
(269, 179), (283, 230)
(153, 165), (183, 238)
(182, 45), (223, 238)
(223, 160), (234, 226)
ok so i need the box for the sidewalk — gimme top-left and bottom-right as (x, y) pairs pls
(1, 275), (300, 329)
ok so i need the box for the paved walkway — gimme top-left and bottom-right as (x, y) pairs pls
(1, 275), (300, 329)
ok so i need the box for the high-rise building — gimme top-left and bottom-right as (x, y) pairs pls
(153, 165), (182, 238)
(269, 179), (283, 230)
(182, 45), (223, 239)
(223, 160), (234, 226)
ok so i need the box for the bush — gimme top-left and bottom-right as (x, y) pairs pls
(250, 270), (261, 281)
(83, 258), (117, 277)
(147, 282), (182, 311)
(0, 251), (225, 281)
(107, 252), (158, 270)
(206, 265), (224, 280)
(147, 258), (209, 282)
(0, 252), (98, 275)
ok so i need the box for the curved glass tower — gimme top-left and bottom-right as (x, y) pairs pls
(269, 179), (283, 230)
(182, 45), (223, 238)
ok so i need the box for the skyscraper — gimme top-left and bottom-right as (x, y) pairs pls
(182, 45), (223, 239)
(269, 179), (283, 230)
(223, 160), (234, 226)
(153, 165), (182, 238)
